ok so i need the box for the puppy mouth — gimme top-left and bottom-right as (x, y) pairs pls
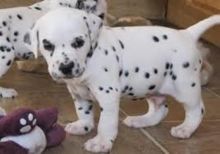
(51, 68), (85, 80)
(63, 69), (85, 79)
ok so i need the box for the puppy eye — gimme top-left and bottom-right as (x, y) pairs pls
(71, 37), (85, 49)
(42, 39), (55, 51)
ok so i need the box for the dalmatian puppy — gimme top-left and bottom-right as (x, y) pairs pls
(0, 0), (107, 98)
(25, 8), (220, 152)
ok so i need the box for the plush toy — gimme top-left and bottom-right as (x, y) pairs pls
(0, 107), (66, 154)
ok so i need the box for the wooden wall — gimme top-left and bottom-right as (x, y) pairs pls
(167, 0), (220, 47)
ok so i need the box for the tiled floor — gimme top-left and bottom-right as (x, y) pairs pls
(0, 41), (220, 154)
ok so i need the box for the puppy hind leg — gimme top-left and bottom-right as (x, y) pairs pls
(170, 76), (204, 139)
(170, 98), (204, 139)
(123, 96), (168, 128)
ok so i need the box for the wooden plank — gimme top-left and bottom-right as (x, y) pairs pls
(167, 0), (220, 47)
(108, 0), (167, 19)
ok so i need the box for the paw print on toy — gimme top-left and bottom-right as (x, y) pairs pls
(0, 107), (66, 154)
(19, 112), (37, 134)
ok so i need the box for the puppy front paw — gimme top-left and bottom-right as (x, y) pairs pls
(170, 125), (193, 139)
(65, 120), (94, 135)
(0, 107), (6, 116)
(84, 135), (113, 153)
(0, 88), (18, 98)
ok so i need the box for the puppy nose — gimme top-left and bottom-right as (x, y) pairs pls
(59, 62), (74, 75)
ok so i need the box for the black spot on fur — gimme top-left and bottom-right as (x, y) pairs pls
(154, 68), (158, 74)
(129, 87), (133, 91)
(34, 7), (42, 11)
(163, 35), (168, 40)
(165, 63), (170, 69)
(201, 108), (204, 114)
(104, 50), (108, 55)
(2, 21), (7, 27)
(124, 71), (129, 77)
(164, 72), (167, 76)
(6, 37), (10, 42)
(88, 105), (93, 111)
(14, 31), (19, 36)
(6, 48), (11, 52)
(0, 31), (2, 36)
(43, 39), (55, 52)
(87, 51), (93, 58)
(112, 46), (116, 52)
(104, 68), (108, 72)
(71, 37), (85, 49)
(152, 36), (159, 42)
(84, 126), (89, 132)
(145, 72), (150, 79)
(98, 13), (105, 20)
(135, 67), (139, 73)
(118, 40), (124, 49)
(119, 69), (123, 77)
(7, 60), (11, 66)
(191, 82), (196, 87)
(170, 63), (173, 69)
(149, 85), (156, 90)
(0, 46), (6, 52)
(17, 14), (23, 20)
(172, 75), (177, 80)
(170, 71), (173, 76)
(116, 55), (119, 62)
(2, 56), (5, 59)
(78, 107), (83, 110)
(99, 87), (103, 91)
(183, 62), (190, 68)
(128, 93), (134, 96)
(85, 111), (90, 114)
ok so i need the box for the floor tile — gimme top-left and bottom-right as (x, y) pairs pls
(144, 121), (220, 154)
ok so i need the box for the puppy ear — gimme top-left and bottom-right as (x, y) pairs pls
(24, 26), (40, 58)
(84, 13), (103, 45)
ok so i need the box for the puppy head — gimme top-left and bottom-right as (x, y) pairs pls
(24, 8), (103, 81)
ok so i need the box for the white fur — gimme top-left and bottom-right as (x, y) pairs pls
(26, 9), (220, 153)
(1, 126), (47, 154)
(0, 107), (6, 116)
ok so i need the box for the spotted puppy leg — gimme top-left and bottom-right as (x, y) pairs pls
(65, 86), (94, 135)
(170, 69), (204, 138)
(84, 87), (120, 153)
(123, 96), (168, 128)
(0, 47), (17, 98)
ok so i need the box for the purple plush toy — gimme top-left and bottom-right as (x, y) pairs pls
(0, 107), (66, 154)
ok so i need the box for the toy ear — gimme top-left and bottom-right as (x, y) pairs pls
(84, 13), (103, 45)
(24, 26), (40, 59)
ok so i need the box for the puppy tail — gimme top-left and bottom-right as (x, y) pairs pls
(186, 15), (220, 41)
